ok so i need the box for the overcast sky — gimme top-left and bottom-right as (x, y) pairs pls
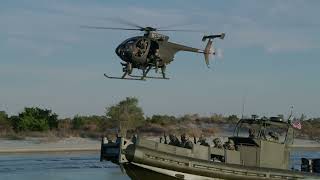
(1, 0), (320, 118)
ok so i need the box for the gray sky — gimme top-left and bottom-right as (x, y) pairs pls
(1, 0), (320, 118)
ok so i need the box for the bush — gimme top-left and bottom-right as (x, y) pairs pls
(15, 107), (58, 132)
(146, 115), (176, 126)
(72, 116), (85, 130)
(106, 97), (145, 129)
(16, 107), (58, 132)
(0, 111), (13, 135)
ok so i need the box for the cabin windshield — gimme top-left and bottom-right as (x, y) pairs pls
(116, 37), (140, 61)
(122, 37), (138, 48)
(234, 118), (292, 144)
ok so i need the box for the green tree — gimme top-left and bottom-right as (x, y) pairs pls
(58, 118), (72, 130)
(0, 111), (12, 134)
(9, 115), (20, 132)
(71, 115), (105, 131)
(0, 111), (9, 124)
(72, 115), (85, 130)
(84, 115), (108, 131)
(147, 115), (176, 126)
(227, 115), (239, 122)
(106, 97), (144, 129)
(16, 107), (58, 131)
(210, 113), (225, 123)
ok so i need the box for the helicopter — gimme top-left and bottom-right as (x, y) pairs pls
(82, 22), (225, 81)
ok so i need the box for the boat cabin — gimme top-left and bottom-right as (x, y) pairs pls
(226, 116), (294, 169)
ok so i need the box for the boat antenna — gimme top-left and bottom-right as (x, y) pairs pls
(287, 105), (294, 122)
(241, 95), (246, 119)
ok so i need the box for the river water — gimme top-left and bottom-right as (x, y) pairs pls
(0, 151), (319, 180)
(0, 152), (129, 180)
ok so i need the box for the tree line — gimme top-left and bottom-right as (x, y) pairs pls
(0, 97), (319, 140)
(0, 97), (143, 138)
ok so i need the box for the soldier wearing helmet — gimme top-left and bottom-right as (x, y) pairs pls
(213, 138), (223, 149)
(197, 134), (210, 147)
(164, 133), (181, 147)
(181, 133), (193, 149)
(224, 139), (235, 150)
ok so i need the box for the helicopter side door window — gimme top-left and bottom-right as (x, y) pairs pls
(134, 39), (149, 57)
(147, 41), (160, 61)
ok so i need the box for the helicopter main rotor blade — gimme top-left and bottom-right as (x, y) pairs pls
(156, 21), (195, 30)
(81, 25), (204, 33)
(80, 25), (142, 31)
(94, 17), (144, 29)
(107, 17), (144, 29)
(157, 29), (204, 32)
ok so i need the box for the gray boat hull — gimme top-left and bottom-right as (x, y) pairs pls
(101, 138), (320, 179)
(124, 163), (223, 180)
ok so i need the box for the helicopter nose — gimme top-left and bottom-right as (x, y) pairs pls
(115, 45), (127, 62)
(115, 45), (122, 57)
(115, 43), (134, 63)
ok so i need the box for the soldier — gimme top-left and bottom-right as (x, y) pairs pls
(131, 133), (138, 144)
(164, 133), (181, 147)
(198, 135), (209, 147)
(164, 133), (168, 144)
(180, 133), (193, 149)
(249, 128), (256, 138)
(213, 138), (223, 149)
(260, 130), (267, 140)
(115, 133), (121, 144)
(268, 132), (279, 142)
(224, 139), (235, 150)
(193, 135), (197, 144)
(105, 135), (113, 144)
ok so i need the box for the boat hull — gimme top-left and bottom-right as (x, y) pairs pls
(101, 137), (320, 180)
(124, 163), (222, 180)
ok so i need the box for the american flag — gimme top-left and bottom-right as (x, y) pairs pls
(291, 120), (302, 130)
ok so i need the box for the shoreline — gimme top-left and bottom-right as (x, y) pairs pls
(289, 146), (320, 152)
(0, 137), (100, 154)
(0, 136), (319, 154)
(0, 147), (100, 154)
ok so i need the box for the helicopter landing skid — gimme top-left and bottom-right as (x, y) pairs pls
(104, 73), (146, 81)
(129, 75), (169, 80)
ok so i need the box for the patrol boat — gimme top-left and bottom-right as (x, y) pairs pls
(100, 117), (320, 179)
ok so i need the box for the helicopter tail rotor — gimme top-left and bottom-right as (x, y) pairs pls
(202, 33), (225, 67)
(203, 40), (213, 67)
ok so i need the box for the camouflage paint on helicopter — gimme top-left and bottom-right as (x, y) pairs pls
(82, 24), (225, 80)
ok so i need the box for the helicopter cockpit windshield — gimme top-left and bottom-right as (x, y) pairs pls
(115, 37), (139, 62)
(116, 36), (151, 62)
